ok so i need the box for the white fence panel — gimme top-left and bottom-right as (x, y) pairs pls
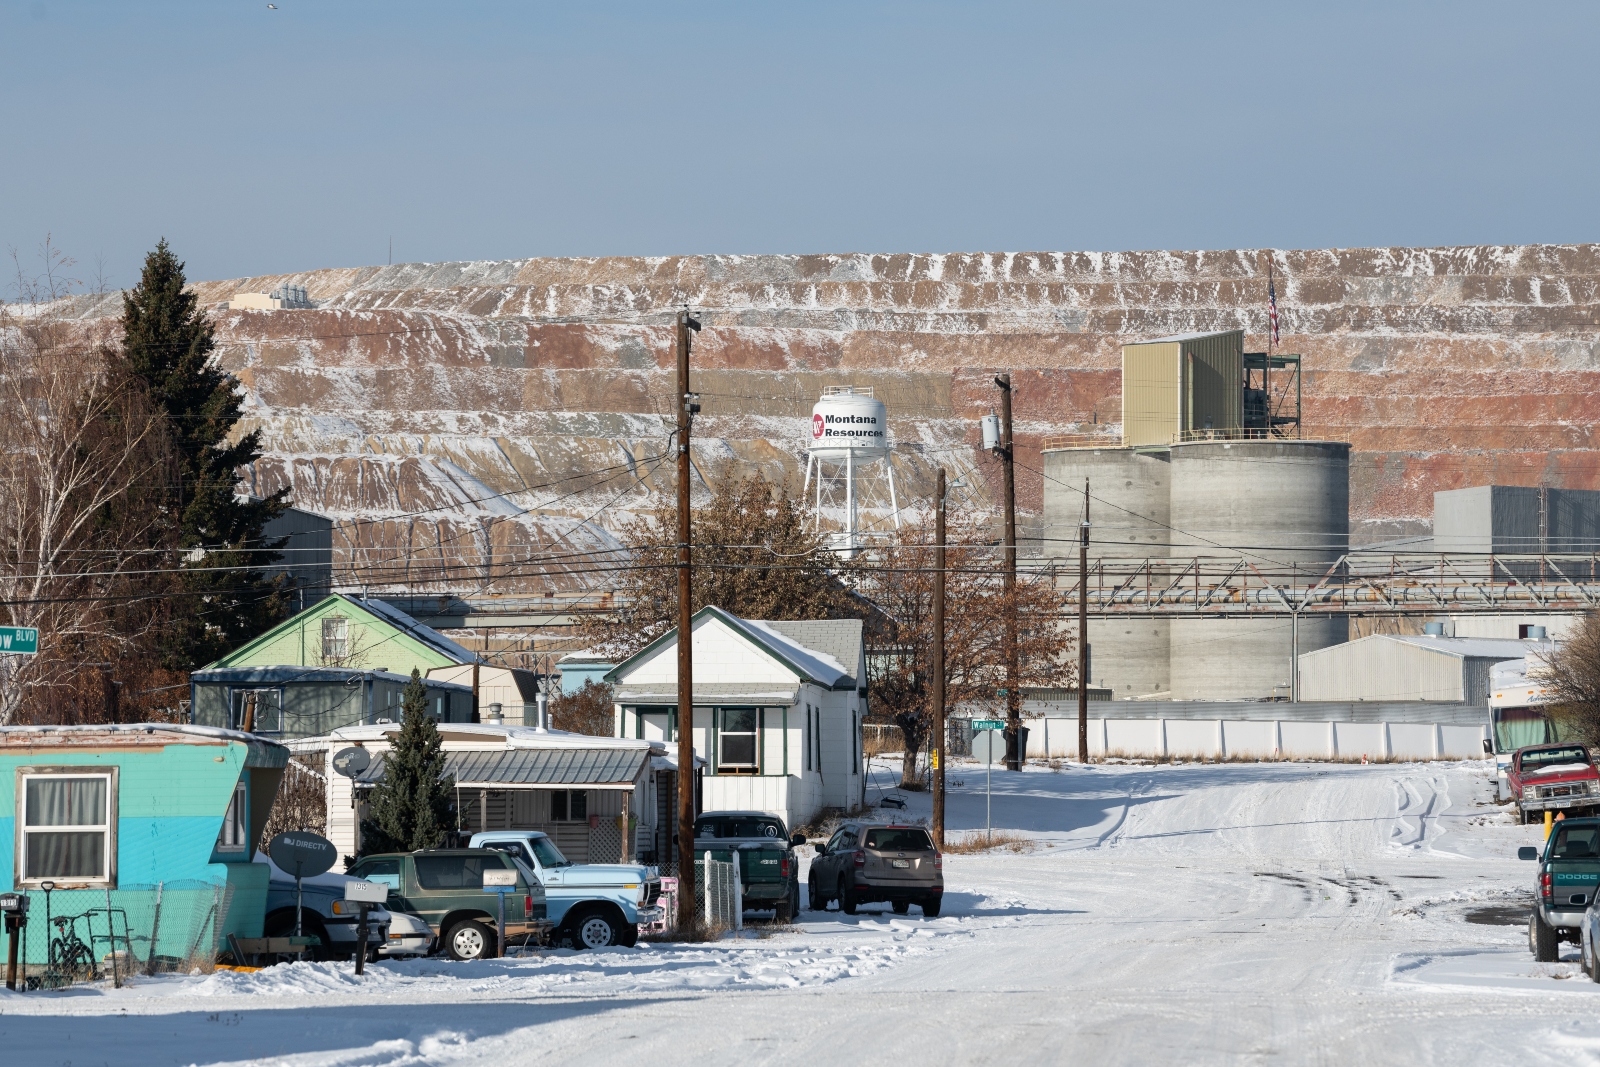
(1165, 719), (1220, 758)
(1105, 719), (1163, 756)
(1279, 721), (1333, 759)
(1333, 722), (1386, 759)
(1222, 720), (1277, 758)
(1387, 723), (1437, 760)
(1441, 725), (1491, 759)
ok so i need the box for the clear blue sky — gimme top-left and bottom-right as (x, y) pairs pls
(3, 1), (1597, 289)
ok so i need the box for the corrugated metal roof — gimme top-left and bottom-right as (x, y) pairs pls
(357, 745), (648, 787)
(1379, 635), (1552, 660)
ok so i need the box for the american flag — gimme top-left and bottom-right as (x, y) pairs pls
(1268, 265), (1280, 347)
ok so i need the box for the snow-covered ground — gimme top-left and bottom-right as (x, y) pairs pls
(3, 757), (1591, 1066)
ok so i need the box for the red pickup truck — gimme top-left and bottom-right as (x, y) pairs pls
(1509, 743), (1600, 823)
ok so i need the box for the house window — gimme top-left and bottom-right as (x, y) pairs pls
(17, 768), (117, 887)
(216, 780), (248, 853)
(803, 705), (812, 771)
(550, 790), (588, 822)
(322, 616), (349, 660)
(231, 688), (281, 733)
(718, 708), (759, 774)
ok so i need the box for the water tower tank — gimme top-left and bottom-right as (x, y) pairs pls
(809, 388), (889, 460)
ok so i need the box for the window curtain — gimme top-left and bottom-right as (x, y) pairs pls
(25, 777), (107, 878)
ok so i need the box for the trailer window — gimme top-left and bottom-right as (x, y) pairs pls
(19, 770), (116, 886)
(1494, 708), (1555, 753)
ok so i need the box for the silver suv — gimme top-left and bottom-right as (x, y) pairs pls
(807, 821), (943, 917)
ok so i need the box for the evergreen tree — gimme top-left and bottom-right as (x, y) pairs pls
(119, 240), (288, 667)
(361, 670), (456, 853)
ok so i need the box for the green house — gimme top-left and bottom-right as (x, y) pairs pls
(204, 593), (477, 676)
(190, 594), (478, 739)
(0, 724), (288, 973)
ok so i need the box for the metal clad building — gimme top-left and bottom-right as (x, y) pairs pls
(1298, 634), (1547, 703)
(1121, 330), (1244, 447)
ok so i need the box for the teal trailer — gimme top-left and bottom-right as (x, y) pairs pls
(0, 724), (288, 973)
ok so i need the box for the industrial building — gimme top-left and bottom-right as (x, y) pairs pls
(1433, 484), (1600, 554)
(1297, 634), (1554, 703)
(1042, 329), (1347, 701)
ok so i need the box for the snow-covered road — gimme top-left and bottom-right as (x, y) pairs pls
(4, 759), (1593, 1066)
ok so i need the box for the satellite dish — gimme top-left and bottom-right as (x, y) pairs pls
(331, 746), (372, 778)
(269, 832), (338, 879)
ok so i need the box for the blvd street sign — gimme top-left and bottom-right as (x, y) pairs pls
(0, 627), (38, 655)
(971, 719), (1005, 731)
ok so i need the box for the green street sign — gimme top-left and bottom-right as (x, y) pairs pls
(0, 627), (38, 654)
(971, 719), (1005, 731)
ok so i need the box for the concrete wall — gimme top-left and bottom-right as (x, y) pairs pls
(1167, 440), (1350, 699)
(1024, 716), (1486, 760)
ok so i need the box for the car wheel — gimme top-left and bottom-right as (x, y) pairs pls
(775, 886), (793, 923)
(445, 920), (495, 961)
(922, 895), (942, 918)
(569, 907), (622, 950)
(1585, 932), (1595, 978)
(892, 900), (910, 915)
(1531, 909), (1560, 962)
(839, 877), (857, 916)
(808, 872), (826, 911)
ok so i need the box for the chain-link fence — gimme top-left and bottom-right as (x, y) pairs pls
(9, 880), (235, 990)
(694, 855), (741, 931)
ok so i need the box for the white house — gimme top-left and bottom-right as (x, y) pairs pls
(605, 606), (867, 829)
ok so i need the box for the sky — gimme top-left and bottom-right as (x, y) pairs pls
(2, 1), (1598, 290)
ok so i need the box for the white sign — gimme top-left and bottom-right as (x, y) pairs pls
(971, 729), (1005, 764)
(343, 879), (389, 904)
(483, 868), (517, 889)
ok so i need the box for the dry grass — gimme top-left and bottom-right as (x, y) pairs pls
(639, 919), (728, 944)
(940, 829), (1036, 854)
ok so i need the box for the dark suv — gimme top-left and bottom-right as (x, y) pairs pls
(348, 849), (551, 960)
(808, 821), (942, 917)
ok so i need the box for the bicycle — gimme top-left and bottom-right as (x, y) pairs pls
(49, 914), (100, 984)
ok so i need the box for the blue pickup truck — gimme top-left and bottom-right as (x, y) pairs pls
(469, 831), (663, 949)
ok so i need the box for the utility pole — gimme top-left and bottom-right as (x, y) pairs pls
(995, 374), (1021, 771)
(1078, 480), (1090, 763)
(931, 467), (947, 848)
(675, 308), (701, 931)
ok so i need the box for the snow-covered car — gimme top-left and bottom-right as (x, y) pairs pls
(257, 852), (392, 960)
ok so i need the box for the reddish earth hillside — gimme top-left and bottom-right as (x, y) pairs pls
(64, 244), (1600, 592)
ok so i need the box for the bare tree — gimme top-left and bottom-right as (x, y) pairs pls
(549, 679), (617, 736)
(0, 275), (169, 724)
(846, 512), (1075, 786)
(1542, 612), (1600, 743)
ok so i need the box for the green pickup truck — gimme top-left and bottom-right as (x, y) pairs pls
(348, 848), (551, 961)
(693, 811), (805, 922)
(1521, 817), (1600, 961)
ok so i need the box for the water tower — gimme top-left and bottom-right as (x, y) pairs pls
(802, 386), (900, 555)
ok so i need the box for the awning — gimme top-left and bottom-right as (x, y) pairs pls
(613, 682), (801, 707)
(356, 745), (650, 790)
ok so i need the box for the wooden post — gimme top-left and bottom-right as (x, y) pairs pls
(675, 309), (698, 929)
(996, 374), (1021, 770)
(932, 468), (947, 848)
(1078, 480), (1090, 763)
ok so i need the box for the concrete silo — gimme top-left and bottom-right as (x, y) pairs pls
(1041, 444), (1174, 698)
(1166, 440), (1350, 700)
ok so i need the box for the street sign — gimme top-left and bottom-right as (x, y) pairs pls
(0, 627), (38, 655)
(971, 719), (1005, 731)
(482, 868), (517, 888)
(971, 730), (1005, 764)
(344, 880), (388, 904)
(331, 747), (372, 778)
